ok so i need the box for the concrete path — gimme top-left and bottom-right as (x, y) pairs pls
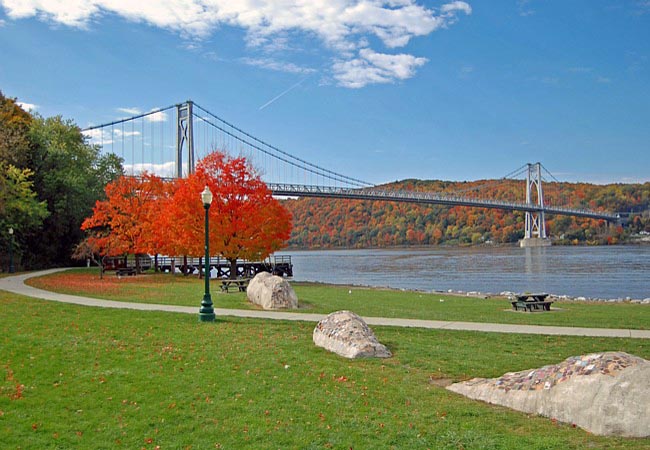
(1, 269), (649, 339)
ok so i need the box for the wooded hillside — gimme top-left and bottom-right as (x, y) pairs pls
(284, 179), (650, 248)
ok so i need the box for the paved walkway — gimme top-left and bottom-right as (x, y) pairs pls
(1, 269), (649, 339)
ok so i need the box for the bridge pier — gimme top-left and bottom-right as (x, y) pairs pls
(519, 237), (552, 248)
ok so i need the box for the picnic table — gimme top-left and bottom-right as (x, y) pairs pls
(116, 267), (137, 277)
(511, 293), (554, 312)
(220, 278), (251, 293)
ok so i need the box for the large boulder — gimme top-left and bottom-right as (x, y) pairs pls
(447, 352), (650, 437)
(246, 272), (298, 310)
(313, 310), (392, 359)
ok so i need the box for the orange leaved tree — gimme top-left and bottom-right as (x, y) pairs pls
(81, 173), (167, 273)
(165, 151), (292, 278)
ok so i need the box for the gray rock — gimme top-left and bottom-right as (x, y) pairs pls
(313, 310), (391, 359)
(246, 272), (298, 310)
(447, 352), (650, 437)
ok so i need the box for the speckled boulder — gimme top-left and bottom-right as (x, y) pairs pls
(313, 310), (391, 359)
(447, 352), (650, 437)
(246, 272), (298, 310)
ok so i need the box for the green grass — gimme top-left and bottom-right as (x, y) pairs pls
(1, 290), (649, 449)
(27, 268), (650, 330)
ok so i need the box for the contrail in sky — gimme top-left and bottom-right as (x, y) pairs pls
(258, 76), (312, 111)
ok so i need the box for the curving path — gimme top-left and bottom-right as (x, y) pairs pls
(1, 269), (649, 339)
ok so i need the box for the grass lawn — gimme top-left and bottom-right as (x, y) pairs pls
(27, 268), (650, 330)
(1, 290), (649, 449)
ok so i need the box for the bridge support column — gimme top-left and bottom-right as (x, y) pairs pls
(520, 162), (551, 248)
(176, 100), (195, 178)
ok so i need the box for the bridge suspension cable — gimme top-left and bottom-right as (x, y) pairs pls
(191, 104), (370, 187)
(444, 163), (531, 197)
(80, 99), (617, 225)
(82, 104), (178, 132)
(540, 163), (561, 183)
(192, 102), (372, 188)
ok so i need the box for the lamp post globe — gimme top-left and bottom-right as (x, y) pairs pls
(8, 227), (14, 274)
(199, 186), (216, 322)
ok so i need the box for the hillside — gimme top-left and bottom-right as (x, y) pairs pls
(283, 179), (650, 248)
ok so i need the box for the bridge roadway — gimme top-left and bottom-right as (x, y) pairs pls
(268, 183), (619, 222)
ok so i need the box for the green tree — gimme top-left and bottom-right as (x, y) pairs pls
(23, 115), (123, 267)
(0, 91), (33, 169)
(0, 163), (49, 270)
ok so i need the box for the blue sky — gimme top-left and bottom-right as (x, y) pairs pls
(1, 0), (649, 185)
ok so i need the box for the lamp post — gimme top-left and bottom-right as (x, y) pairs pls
(198, 186), (216, 322)
(8, 227), (14, 274)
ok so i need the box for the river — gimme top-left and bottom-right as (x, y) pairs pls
(276, 245), (650, 300)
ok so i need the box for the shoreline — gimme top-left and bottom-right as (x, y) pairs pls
(292, 280), (650, 305)
(285, 236), (650, 252)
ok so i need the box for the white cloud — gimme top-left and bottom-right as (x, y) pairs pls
(596, 76), (612, 83)
(112, 128), (141, 137)
(441, 1), (472, 16)
(458, 64), (474, 78)
(117, 106), (142, 115)
(16, 101), (37, 111)
(0, 18), (5, 26)
(83, 127), (113, 145)
(0, 0), (471, 88)
(241, 57), (316, 75)
(116, 106), (166, 121)
(83, 126), (141, 144)
(145, 109), (168, 123)
(516, 0), (535, 17)
(83, 128), (105, 140)
(333, 48), (427, 88)
(124, 161), (177, 177)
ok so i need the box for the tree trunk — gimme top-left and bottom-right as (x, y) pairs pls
(99, 256), (105, 280)
(229, 258), (238, 279)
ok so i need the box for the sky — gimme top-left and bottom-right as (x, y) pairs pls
(1, 0), (649, 185)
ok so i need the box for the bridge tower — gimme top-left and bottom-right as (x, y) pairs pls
(176, 100), (195, 178)
(520, 162), (551, 247)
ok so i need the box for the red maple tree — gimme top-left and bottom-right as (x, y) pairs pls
(81, 173), (167, 272)
(164, 151), (292, 278)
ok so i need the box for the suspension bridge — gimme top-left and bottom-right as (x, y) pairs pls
(82, 100), (619, 247)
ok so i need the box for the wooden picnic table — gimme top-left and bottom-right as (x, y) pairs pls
(220, 278), (251, 293)
(511, 293), (554, 312)
(116, 267), (137, 277)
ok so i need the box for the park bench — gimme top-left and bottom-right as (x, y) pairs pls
(511, 293), (553, 312)
(220, 278), (251, 293)
(116, 267), (137, 277)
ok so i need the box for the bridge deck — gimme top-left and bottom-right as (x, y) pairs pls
(269, 183), (618, 221)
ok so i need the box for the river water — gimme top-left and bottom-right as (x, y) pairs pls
(276, 246), (650, 300)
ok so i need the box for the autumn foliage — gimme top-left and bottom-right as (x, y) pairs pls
(81, 152), (292, 271)
(285, 179), (650, 248)
(164, 152), (292, 274)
